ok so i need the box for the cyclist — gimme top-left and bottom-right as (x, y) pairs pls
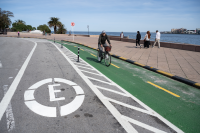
(98, 30), (112, 61)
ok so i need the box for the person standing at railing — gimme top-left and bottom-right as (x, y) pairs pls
(153, 30), (161, 48)
(18, 31), (20, 37)
(120, 32), (124, 38)
(136, 31), (141, 48)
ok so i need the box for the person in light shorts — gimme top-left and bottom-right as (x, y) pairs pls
(153, 30), (161, 48)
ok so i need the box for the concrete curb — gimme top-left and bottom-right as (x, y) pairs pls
(63, 40), (200, 89)
(1, 36), (199, 89)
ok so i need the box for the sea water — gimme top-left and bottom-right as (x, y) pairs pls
(52, 31), (200, 45)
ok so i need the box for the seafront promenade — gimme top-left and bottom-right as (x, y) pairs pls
(1, 32), (200, 83)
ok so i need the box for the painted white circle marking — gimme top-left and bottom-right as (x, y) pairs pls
(24, 78), (85, 117)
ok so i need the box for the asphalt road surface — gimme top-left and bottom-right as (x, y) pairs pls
(0, 37), (199, 133)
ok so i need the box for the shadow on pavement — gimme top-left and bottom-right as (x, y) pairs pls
(86, 57), (105, 66)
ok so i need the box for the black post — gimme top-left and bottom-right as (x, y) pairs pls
(78, 46), (79, 62)
(54, 37), (55, 43)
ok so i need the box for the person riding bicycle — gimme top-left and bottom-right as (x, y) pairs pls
(98, 30), (112, 60)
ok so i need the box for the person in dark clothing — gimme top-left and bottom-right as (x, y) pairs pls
(136, 31), (141, 48)
(98, 30), (112, 60)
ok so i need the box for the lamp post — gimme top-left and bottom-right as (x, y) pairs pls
(87, 25), (89, 36)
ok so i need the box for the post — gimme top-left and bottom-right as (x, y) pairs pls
(54, 37), (55, 43)
(61, 40), (63, 48)
(87, 25), (89, 37)
(77, 46), (79, 62)
(72, 26), (74, 41)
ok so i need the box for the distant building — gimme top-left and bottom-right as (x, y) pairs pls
(171, 28), (187, 34)
(187, 30), (196, 34)
(196, 28), (200, 34)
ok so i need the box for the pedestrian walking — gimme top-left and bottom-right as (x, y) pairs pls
(18, 31), (20, 37)
(144, 31), (150, 48)
(153, 30), (161, 48)
(136, 31), (141, 48)
(120, 32), (124, 38)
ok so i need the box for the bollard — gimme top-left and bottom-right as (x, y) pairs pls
(61, 40), (63, 48)
(54, 37), (55, 43)
(77, 46), (79, 62)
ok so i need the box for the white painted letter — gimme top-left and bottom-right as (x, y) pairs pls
(48, 84), (65, 101)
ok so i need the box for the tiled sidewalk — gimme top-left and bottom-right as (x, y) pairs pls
(1, 33), (200, 83)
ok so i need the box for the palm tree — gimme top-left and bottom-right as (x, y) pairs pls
(57, 24), (67, 34)
(48, 17), (61, 34)
(0, 8), (14, 30)
(15, 19), (25, 25)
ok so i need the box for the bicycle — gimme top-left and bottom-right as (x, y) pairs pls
(97, 46), (111, 67)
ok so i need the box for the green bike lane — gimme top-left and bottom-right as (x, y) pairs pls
(54, 40), (200, 133)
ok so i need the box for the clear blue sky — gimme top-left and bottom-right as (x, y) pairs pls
(0, 0), (199, 32)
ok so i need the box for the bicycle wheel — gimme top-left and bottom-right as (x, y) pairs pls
(97, 50), (102, 62)
(104, 52), (111, 66)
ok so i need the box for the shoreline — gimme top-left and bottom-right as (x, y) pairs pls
(1, 32), (200, 50)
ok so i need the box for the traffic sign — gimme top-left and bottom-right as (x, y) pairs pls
(24, 78), (85, 117)
(71, 22), (75, 26)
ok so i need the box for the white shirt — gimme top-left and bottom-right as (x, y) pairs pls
(121, 33), (124, 38)
(145, 34), (150, 41)
(156, 32), (161, 39)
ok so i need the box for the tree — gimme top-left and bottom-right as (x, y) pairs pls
(0, 8), (14, 31)
(26, 25), (33, 31)
(14, 19), (26, 25)
(48, 17), (61, 34)
(33, 27), (36, 30)
(37, 24), (51, 33)
(11, 22), (27, 32)
(11, 20), (35, 32)
(57, 23), (67, 34)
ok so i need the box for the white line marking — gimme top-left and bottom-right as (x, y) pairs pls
(86, 76), (113, 85)
(51, 42), (138, 133)
(80, 69), (102, 76)
(0, 61), (2, 68)
(8, 77), (13, 79)
(121, 115), (167, 133)
(28, 78), (52, 90)
(60, 42), (184, 133)
(72, 86), (84, 95)
(3, 85), (15, 132)
(73, 62), (91, 67)
(66, 54), (76, 58)
(94, 85), (129, 97)
(68, 56), (76, 59)
(0, 41), (37, 121)
(25, 101), (56, 117)
(104, 97), (156, 116)
(60, 95), (85, 116)
(54, 78), (77, 86)
(24, 90), (35, 101)
(76, 65), (94, 70)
